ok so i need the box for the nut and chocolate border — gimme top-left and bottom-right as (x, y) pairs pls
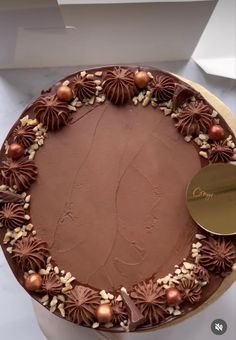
(0, 66), (236, 332)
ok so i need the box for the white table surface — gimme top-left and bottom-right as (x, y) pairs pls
(0, 60), (235, 340)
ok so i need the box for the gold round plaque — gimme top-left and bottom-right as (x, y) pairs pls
(186, 163), (236, 235)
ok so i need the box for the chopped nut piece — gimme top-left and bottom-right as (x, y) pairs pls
(184, 135), (192, 143)
(151, 100), (158, 108)
(86, 74), (94, 80)
(147, 71), (154, 79)
(25, 195), (31, 203)
(29, 151), (36, 160)
(6, 247), (13, 254)
(181, 267), (188, 274)
(41, 294), (49, 303)
(107, 293), (114, 300)
(92, 322), (100, 329)
(171, 113), (179, 119)
(89, 97), (95, 105)
(54, 266), (59, 274)
(66, 276), (76, 284)
(195, 234), (206, 240)
(142, 96), (151, 107)
(199, 151), (208, 159)
(76, 101), (83, 107)
(195, 242), (202, 249)
(100, 299), (110, 304)
(57, 295), (65, 302)
(39, 269), (48, 275)
(200, 143), (210, 150)
(199, 134), (209, 141)
(162, 107), (172, 116)
(94, 80), (101, 86)
(50, 296), (58, 307)
(64, 272), (72, 281)
(192, 248), (199, 253)
(96, 86), (103, 92)
(58, 303), (65, 317)
(62, 80), (70, 86)
(137, 92), (145, 102)
(167, 306), (174, 314)
(183, 262), (194, 270)
(62, 284), (73, 293)
(173, 309), (181, 316)
(95, 71), (103, 77)
(116, 295), (122, 302)
(68, 105), (77, 111)
(80, 71), (86, 78)
(100, 290), (108, 300)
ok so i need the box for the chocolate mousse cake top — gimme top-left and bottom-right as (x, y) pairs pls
(0, 65), (235, 332)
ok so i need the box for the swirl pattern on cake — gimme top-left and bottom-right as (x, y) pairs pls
(33, 94), (71, 131)
(150, 74), (175, 102)
(103, 67), (136, 105)
(65, 286), (100, 325)
(0, 203), (25, 230)
(71, 74), (96, 101)
(176, 101), (214, 136)
(131, 281), (167, 325)
(12, 236), (49, 271)
(13, 124), (36, 148)
(199, 238), (236, 273)
(0, 157), (38, 191)
(208, 142), (233, 163)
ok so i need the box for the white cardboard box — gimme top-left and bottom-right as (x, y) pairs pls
(0, 0), (217, 68)
(192, 0), (236, 79)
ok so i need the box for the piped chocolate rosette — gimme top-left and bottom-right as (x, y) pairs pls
(0, 66), (236, 333)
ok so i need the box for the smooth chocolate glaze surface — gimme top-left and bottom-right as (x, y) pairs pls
(30, 100), (200, 291)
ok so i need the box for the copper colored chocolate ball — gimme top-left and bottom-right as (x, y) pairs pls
(7, 143), (24, 160)
(56, 85), (73, 102)
(166, 287), (182, 306)
(208, 125), (225, 141)
(134, 71), (150, 89)
(96, 304), (113, 324)
(24, 273), (43, 292)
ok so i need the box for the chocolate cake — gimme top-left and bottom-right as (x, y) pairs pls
(0, 66), (235, 332)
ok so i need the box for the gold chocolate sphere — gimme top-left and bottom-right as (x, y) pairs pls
(56, 85), (73, 102)
(25, 273), (43, 291)
(96, 304), (113, 324)
(134, 71), (150, 89)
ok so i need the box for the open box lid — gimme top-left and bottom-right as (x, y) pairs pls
(0, 0), (217, 69)
(192, 0), (236, 79)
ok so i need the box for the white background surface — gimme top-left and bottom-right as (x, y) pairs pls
(0, 0), (217, 68)
(0, 59), (235, 340)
